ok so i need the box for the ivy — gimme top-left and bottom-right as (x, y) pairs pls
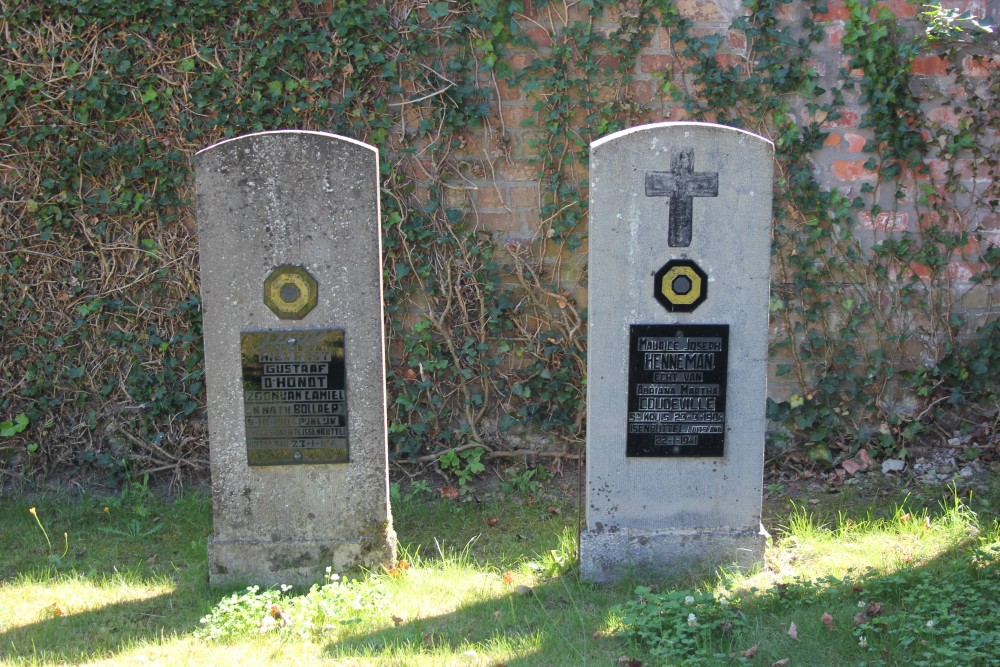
(0, 0), (996, 483)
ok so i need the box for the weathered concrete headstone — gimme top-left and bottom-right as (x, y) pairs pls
(195, 130), (396, 586)
(581, 122), (773, 581)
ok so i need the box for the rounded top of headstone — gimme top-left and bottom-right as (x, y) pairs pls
(195, 130), (377, 158)
(591, 121), (773, 151)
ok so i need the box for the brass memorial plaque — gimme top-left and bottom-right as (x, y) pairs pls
(241, 329), (348, 465)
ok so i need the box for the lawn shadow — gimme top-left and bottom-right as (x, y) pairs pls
(331, 536), (998, 666)
(0, 587), (208, 664)
(323, 572), (645, 666)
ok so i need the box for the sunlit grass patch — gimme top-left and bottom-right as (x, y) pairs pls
(2, 481), (998, 666)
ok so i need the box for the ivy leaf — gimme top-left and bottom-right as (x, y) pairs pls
(425, 2), (450, 19)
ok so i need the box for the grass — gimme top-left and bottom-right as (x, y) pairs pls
(0, 475), (998, 666)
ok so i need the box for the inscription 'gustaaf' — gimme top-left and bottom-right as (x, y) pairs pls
(241, 329), (349, 465)
(626, 324), (728, 457)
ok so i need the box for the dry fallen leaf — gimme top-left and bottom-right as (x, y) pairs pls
(822, 611), (835, 631)
(772, 659), (790, 667)
(502, 571), (514, 585)
(854, 611), (868, 626)
(787, 621), (798, 640)
(47, 604), (66, 617)
(391, 614), (404, 626)
(741, 644), (760, 659)
(440, 485), (459, 500)
(486, 517), (499, 527)
(866, 601), (884, 617)
(616, 658), (643, 667)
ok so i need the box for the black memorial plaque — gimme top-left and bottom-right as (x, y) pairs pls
(241, 329), (348, 465)
(626, 324), (728, 457)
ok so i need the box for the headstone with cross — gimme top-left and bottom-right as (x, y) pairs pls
(195, 131), (396, 586)
(581, 122), (774, 581)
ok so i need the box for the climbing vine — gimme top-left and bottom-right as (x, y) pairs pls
(0, 0), (996, 486)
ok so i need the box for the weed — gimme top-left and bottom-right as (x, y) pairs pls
(438, 447), (486, 487)
(501, 464), (551, 498)
(27, 506), (67, 565)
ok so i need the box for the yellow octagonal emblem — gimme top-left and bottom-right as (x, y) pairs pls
(653, 259), (708, 312)
(263, 266), (318, 320)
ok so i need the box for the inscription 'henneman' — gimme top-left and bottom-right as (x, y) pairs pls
(626, 324), (729, 457)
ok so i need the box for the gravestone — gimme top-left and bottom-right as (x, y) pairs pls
(195, 130), (396, 586)
(581, 122), (773, 581)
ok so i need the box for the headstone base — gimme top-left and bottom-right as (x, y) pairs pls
(579, 527), (765, 582)
(209, 530), (395, 587)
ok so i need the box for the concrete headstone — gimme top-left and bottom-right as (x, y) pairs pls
(195, 130), (396, 586)
(581, 122), (773, 581)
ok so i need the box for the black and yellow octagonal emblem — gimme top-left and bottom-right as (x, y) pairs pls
(263, 265), (318, 320)
(653, 259), (708, 313)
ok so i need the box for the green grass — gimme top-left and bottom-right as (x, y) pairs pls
(0, 478), (998, 665)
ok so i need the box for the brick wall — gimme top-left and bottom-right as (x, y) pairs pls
(403, 0), (997, 404)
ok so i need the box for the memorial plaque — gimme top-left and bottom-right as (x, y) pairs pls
(241, 329), (348, 465)
(626, 324), (728, 457)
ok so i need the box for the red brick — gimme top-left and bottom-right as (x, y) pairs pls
(815, 0), (850, 21)
(979, 212), (1000, 231)
(499, 160), (538, 181)
(599, 54), (623, 73)
(775, 2), (800, 20)
(962, 55), (993, 77)
(828, 108), (860, 128)
(714, 54), (743, 68)
(509, 185), (538, 209)
(477, 211), (522, 233)
(911, 56), (949, 76)
(496, 79), (522, 102)
(832, 160), (877, 181)
(823, 133), (841, 149)
(941, 1), (988, 13)
(676, 0), (726, 21)
(804, 107), (860, 128)
(627, 79), (653, 104)
(653, 27), (672, 49)
(928, 158), (974, 180)
(859, 210), (908, 231)
(666, 106), (691, 121)
(476, 185), (506, 209)
(727, 29), (747, 51)
(509, 53), (534, 71)
(399, 158), (433, 181)
(640, 53), (674, 73)
(844, 131), (869, 152)
(824, 23), (845, 47)
(907, 262), (934, 282)
(928, 106), (960, 127)
(880, 0), (917, 18)
(500, 104), (536, 126)
(524, 26), (553, 48)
